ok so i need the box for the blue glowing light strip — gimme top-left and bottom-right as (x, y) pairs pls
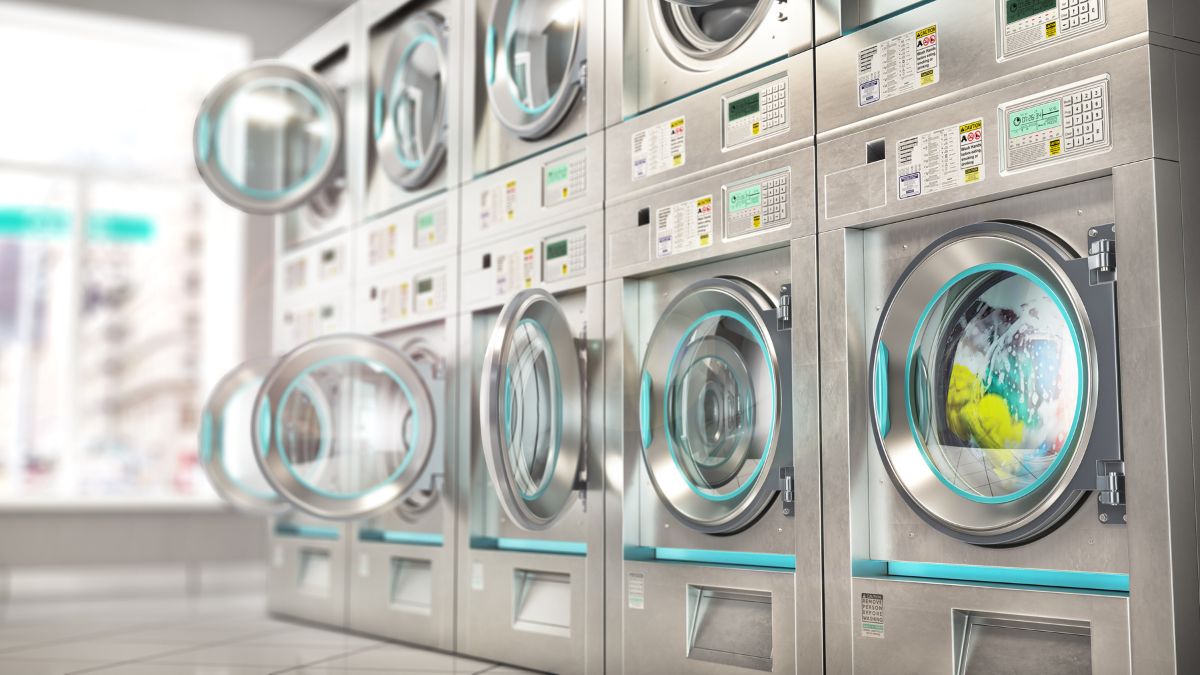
(653, 548), (796, 570)
(359, 529), (443, 547)
(274, 523), (340, 541)
(885, 561), (1130, 593)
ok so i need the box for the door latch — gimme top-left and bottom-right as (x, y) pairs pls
(1087, 224), (1116, 285)
(777, 284), (792, 331)
(779, 466), (795, 517)
(1096, 460), (1125, 525)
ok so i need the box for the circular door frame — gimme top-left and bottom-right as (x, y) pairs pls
(394, 336), (447, 517)
(639, 277), (785, 534)
(375, 10), (449, 190)
(480, 288), (585, 531)
(650, 0), (773, 69)
(484, 0), (585, 140)
(200, 359), (290, 515)
(254, 334), (437, 520)
(194, 60), (344, 215)
(870, 221), (1103, 546)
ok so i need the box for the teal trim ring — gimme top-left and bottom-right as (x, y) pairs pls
(485, 25), (496, 85)
(359, 529), (444, 547)
(639, 371), (653, 450)
(874, 341), (891, 439)
(274, 523), (340, 540)
(885, 560), (1129, 593)
(373, 88), (385, 140)
(653, 547), (796, 570)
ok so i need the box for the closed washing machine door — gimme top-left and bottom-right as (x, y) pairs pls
(199, 360), (289, 515)
(639, 278), (787, 534)
(375, 11), (448, 190)
(652, 0), (771, 67)
(485, 0), (584, 140)
(254, 334), (438, 520)
(480, 289), (584, 531)
(870, 221), (1121, 546)
(194, 61), (344, 215)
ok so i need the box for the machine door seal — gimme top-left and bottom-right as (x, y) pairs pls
(639, 277), (792, 535)
(194, 60), (344, 215)
(254, 334), (438, 520)
(374, 10), (449, 190)
(869, 221), (1122, 546)
(484, 0), (584, 140)
(200, 359), (290, 515)
(480, 288), (585, 531)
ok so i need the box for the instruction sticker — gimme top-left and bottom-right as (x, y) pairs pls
(495, 246), (539, 295)
(628, 573), (645, 610)
(896, 118), (985, 200)
(655, 195), (714, 258)
(632, 117), (686, 181)
(857, 24), (939, 107)
(479, 179), (518, 230)
(861, 593), (885, 638)
(472, 561), (484, 591)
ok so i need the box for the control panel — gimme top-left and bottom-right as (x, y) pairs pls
(366, 222), (398, 267)
(542, 229), (587, 283)
(316, 242), (343, 282)
(413, 270), (446, 315)
(1000, 0), (1106, 59)
(283, 257), (307, 292)
(724, 169), (791, 239)
(414, 203), (448, 250)
(1002, 76), (1111, 173)
(281, 300), (344, 350)
(542, 152), (587, 207)
(722, 75), (790, 150)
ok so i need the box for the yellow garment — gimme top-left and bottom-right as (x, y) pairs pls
(945, 365), (1025, 454)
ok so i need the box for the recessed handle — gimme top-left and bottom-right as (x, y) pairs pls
(873, 341), (890, 439)
(639, 371), (653, 449)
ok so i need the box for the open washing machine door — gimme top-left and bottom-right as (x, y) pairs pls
(484, 0), (584, 140)
(639, 278), (791, 535)
(194, 61), (344, 215)
(480, 288), (585, 531)
(253, 334), (439, 521)
(374, 11), (449, 190)
(870, 221), (1122, 546)
(652, 0), (772, 66)
(200, 360), (290, 515)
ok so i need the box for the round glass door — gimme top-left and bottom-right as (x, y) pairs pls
(485, 0), (584, 140)
(194, 61), (343, 215)
(199, 360), (288, 515)
(654, 0), (769, 62)
(376, 11), (448, 189)
(480, 289), (584, 530)
(639, 278), (783, 534)
(871, 223), (1097, 545)
(254, 335), (437, 520)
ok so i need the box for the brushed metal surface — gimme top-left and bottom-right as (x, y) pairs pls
(267, 516), (351, 628)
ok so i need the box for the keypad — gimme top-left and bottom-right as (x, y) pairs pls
(723, 76), (790, 150)
(725, 170), (790, 239)
(542, 229), (587, 283)
(1003, 79), (1111, 172)
(1061, 84), (1107, 151)
(1060, 0), (1101, 30)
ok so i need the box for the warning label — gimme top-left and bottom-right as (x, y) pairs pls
(628, 573), (645, 610)
(479, 179), (518, 230)
(857, 24), (939, 107)
(655, 195), (714, 258)
(896, 118), (985, 200)
(632, 117), (686, 181)
(861, 593), (885, 638)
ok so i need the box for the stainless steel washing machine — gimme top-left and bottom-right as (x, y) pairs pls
(604, 147), (820, 674)
(463, 0), (603, 179)
(818, 38), (1200, 673)
(363, 0), (463, 220)
(344, 192), (459, 648)
(604, 0), (814, 201)
(455, 207), (604, 674)
(814, 0), (1199, 140)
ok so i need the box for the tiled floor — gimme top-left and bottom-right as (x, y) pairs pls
(0, 594), (536, 674)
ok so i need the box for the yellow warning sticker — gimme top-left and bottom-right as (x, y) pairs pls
(1050, 139), (1062, 156)
(753, 214), (761, 229)
(920, 70), (936, 86)
(1045, 21), (1058, 39)
(752, 122), (760, 135)
(964, 166), (981, 183)
(915, 25), (938, 40)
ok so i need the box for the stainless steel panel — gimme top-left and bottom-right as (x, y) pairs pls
(267, 516), (350, 627)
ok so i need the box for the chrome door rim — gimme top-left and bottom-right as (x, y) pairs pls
(194, 60), (344, 215)
(376, 11), (448, 190)
(480, 288), (584, 531)
(199, 359), (289, 515)
(254, 334), (437, 520)
(870, 223), (1098, 541)
(484, 0), (584, 140)
(652, 0), (771, 67)
(639, 277), (782, 533)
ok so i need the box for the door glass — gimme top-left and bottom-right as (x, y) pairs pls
(503, 319), (562, 500)
(661, 0), (762, 55)
(501, 0), (580, 113)
(909, 266), (1084, 502)
(666, 310), (773, 500)
(387, 33), (443, 168)
(214, 381), (276, 500)
(274, 355), (421, 499)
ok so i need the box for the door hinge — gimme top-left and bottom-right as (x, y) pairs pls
(1087, 224), (1116, 285)
(1096, 460), (1126, 525)
(777, 284), (792, 331)
(779, 466), (795, 517)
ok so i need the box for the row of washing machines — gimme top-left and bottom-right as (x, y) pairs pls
(191, 0), (1200, 672)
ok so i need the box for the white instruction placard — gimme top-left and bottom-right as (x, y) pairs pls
(628, 573), (645, 610)
(479, 179), (518, 230)
(655, 195), (714, 258)
(857, 24), (939, 107)
(896, 118), (985, 200)
(632, 117), (686, 181)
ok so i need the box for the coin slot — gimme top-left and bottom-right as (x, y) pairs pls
(866, 139), (886, 164)
(637, 207), (651, 227)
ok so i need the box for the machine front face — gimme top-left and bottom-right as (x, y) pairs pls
(194, 61), (344, 215)
(254, 335), (438, 520)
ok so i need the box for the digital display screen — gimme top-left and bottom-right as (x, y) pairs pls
(728, 185), (762, 213)
(1009, 100), (1062, 138)
(321, 250), (336, 263)
(416, 210), (436, 230)
(545, 163), (569, 185)
(728, 93), (760, 122)
(546, 240), (568, 260)
(1007, 0), (1056, 23)
(417, 277), (433, 294)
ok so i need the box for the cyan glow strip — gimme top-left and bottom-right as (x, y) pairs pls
(472, 537), (587, 556)
(359, 529), (443, 547)
(654, 548), (796, 570)
(274, 523), (340, 541)
(885, 561), (1130, 593)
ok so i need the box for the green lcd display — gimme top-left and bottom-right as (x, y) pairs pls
(416, 210), (436, 230)
(417, 277), (433, 294)
(1009, 100), (1062, 138)
(728, 185), (762, 213)
(1007, 0), (1056, 23)
(546, 164), (569, 185)
(728, 93), (760, 122)
(546, 240), (568, 260)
